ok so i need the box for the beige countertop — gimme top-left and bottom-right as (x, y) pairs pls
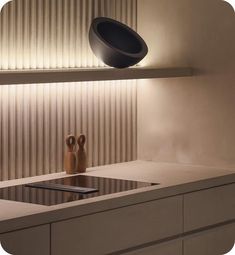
(0, 160), (235, 234)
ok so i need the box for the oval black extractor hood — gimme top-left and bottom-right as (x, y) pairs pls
(89, 17), (148, 69)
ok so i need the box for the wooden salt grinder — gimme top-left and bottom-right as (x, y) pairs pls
(64, 135), (76, 174)
(76, 134), (87, 173)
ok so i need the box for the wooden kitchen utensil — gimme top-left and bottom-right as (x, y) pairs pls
(64, 135), (76, 174)
(76, 134), (87, 173)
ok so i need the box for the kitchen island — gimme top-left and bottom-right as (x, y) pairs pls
(0, 160), (235, 255)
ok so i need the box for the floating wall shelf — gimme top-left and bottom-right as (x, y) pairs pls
(0, 67), (193, 85)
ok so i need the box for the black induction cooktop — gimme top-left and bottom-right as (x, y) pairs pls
(0, 175), (158, 206)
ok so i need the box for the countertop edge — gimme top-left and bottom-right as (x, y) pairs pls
(0, 160), (235, 233)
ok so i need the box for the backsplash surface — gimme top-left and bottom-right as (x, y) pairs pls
(0, 0), (137, 180)
(0, 81), (137, 180)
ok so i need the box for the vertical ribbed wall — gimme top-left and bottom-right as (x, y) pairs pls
(0, 0), (137, 181)
(0, 0), (137, 69)
(0, 81), (137, 181)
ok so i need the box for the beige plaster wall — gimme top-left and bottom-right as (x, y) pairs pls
(137, 0), (235, 168)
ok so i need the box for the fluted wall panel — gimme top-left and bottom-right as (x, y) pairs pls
(0, 81), (137, 181)
(0, 0), (137, 69)
(0, 0), (138, 180)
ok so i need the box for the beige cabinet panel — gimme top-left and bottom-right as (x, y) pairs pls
(184, 223), (235, 255)
(184, 183), (235, 231)
(51, 196), (183, 255)
(0, 225), (50, 255)
(123, 240), (182, 255)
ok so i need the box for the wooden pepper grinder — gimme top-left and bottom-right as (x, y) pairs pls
(76, 134), (87, 173)
(64, 135), (76, 174)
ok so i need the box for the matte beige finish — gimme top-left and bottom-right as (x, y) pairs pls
(0, 67), (193, 85)
(137, 0), (235, 168)
(184, 223), (235, 255)
(0, 225), (50, 255)
(51, 196), (183, 255)
(0, 162), (234, 253)
(0, 161), (234, 234)
(123, 240), (182, 255)
(184, 183), (235, 231)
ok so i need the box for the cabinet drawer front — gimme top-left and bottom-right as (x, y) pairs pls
(123, 240), (182, 255)
(51, 196), (183, 255)
(0, 225), (50, 255)
(184, 183), (235, 231)
(184, 223), (235, 255)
